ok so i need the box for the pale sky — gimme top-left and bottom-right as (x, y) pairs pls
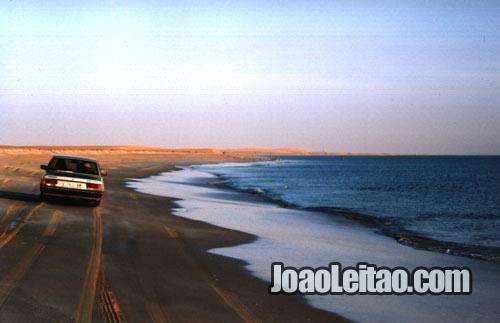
(1, 1), (499, 154)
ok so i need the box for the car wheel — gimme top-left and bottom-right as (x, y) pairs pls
(92, 199), (101, 207)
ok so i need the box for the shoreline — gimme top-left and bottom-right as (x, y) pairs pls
(306, 206), (500, 263)
(201, 160), (500, 263)
(0, 151), (344, 322)
(1, 149), (498, 322)
(109, 156), (348, 321)
(128, 164), (500, 322)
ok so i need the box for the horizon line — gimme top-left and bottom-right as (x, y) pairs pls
(1, 145), (499, 157)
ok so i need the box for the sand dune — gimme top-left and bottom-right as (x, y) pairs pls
(0, 145), (343, 156)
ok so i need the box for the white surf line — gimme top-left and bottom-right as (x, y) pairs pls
(127, 166), (500, 323)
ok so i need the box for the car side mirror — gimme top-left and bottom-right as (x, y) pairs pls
(100, 169), (107, 177)
(40, 165), (47, 170)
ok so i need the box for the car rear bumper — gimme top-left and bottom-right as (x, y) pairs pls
(41, 186), (103, 200)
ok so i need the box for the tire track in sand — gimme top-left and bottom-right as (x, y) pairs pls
(77, 206), (127, 323)
(0, 203), (21, 228)
(162, 224), (258, 323)
(98, 265), (127, 323)
(76, 207), (103, 323)
(0, 204), (43, 249)
(0, 210), (63, 307)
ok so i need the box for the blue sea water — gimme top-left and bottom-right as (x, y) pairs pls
(197, 156), (500, 249)
(129, 157), (500, 321)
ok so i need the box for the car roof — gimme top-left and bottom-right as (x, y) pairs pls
(52, 154), (98, 162)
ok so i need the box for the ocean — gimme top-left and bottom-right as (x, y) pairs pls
(197, 156), (500, 252)
(127, 156), (500, 322)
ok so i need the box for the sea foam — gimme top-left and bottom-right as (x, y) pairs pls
(127, 166), (500, 323)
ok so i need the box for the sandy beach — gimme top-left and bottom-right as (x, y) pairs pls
(0, 147), (344, 322)
(3, 0), (499, 321)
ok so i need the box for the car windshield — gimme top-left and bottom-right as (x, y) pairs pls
(48, 158), (99, 175)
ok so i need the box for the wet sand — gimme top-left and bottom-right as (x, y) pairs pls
(0, 148), (344, 322)
(128, 165), (500, 322)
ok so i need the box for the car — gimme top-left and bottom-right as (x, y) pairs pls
(40, 155), (107, 206)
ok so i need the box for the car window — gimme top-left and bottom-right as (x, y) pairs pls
(49, 158), (99, 175)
